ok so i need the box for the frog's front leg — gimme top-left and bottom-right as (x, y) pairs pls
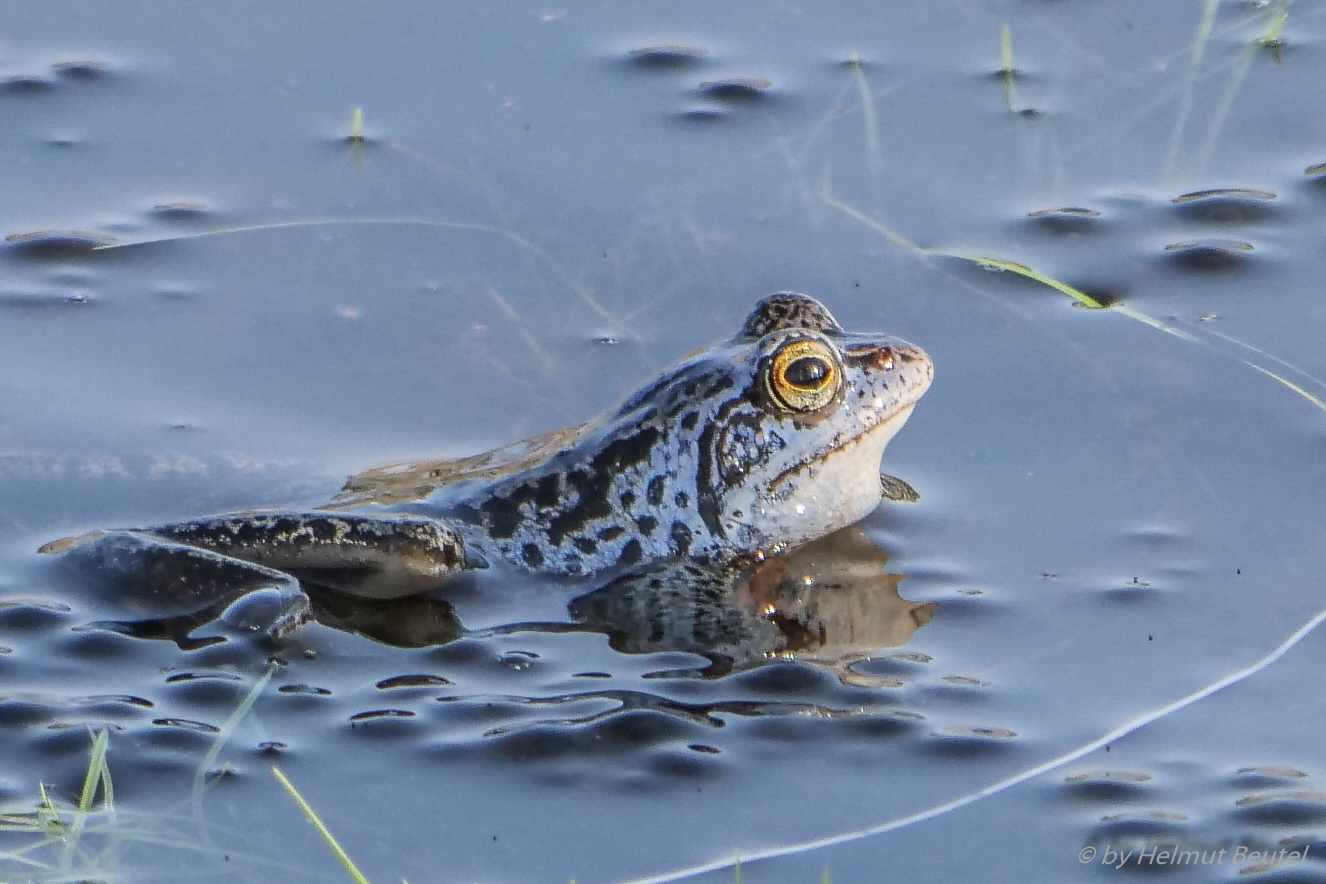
(143, 512), (475, 599)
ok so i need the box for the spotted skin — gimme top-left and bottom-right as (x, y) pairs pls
(384, 292), (934, 577)
(43, 293), (933, 609)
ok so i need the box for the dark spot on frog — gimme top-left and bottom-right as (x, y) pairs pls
(548, 428), (660, 547)
(674, 491), (690, 508)
(647, 476), (666, 506)
(670, 522), (692, 555)
(481, 496), (523, 540)
(619, 491), (636, 509)
(521, 543), (544, 569)
(573, 536), (598, 555)
(534, 474), (560, 510)
(617, 539), (643, 567)
(597, 526), (625, 542)
(635, 515), (658, 535)
(681, 411), (699, 430)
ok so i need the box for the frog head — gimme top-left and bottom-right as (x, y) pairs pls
(668, 292), (934, 557)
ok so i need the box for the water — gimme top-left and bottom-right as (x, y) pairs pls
(3, 1), (1326, 882)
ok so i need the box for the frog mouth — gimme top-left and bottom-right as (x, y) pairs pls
(767, 402), (917, 497)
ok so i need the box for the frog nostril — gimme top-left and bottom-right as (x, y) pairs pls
(873, 347), (895, 371)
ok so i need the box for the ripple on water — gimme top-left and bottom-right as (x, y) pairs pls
(1161, 238), (1258, 273)
(3, 230), (115, 260)
(1170, 188), (1279, 225)
(1062, 769), (1155, 804)
(1025, 206), (1105, 237)
(922, 725), (1019, 759)
(696, 77), (774, 104)
(625, 45), (708, 70)
(0, 598), (73, 633)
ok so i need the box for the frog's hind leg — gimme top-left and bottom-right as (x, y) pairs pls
(43, 530), (312, 641)
(147, 512), (475, 599)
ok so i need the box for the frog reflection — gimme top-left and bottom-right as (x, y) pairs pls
(84, 526), (934, 676)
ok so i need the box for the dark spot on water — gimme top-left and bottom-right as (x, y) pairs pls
(627, 45), (708, 69)
(1162, 239), (1256, 272)
(1171, 188), (1277, 224)
(1062, 770), (1154, 803)
(838, 714), (922, 741)
(733, 661), (829, 695)
(52, 59), (110, 80)
(164, 677), (246, 709)
(1067, 282), (1124, 308)
(1233, 792), (1326, 826)
(617, 538), (643, 567)
(150, 202), (212, 222)
(648, 748), (719, 780)
(376, 674), (453, 689)
(0, 601), (71, 633)
(677, 105), (726, 123)
(521, 543), (545, 568)
(1, 74), (53, 93)
(634, 515), (657, 536)
(646, 475), (666, 505)
(1231, 766), (1308, 789)
(346, 709), (420, 739)
(923, 726), (1018, 759)
(0, 701), (58, 728)
(5, 230), (115, 259)
(59, 630), (140, 661)
(493, 727), (580, 762)
(277, 683), (332, 696)
(1026, 206), (1103, 236)
(349, 708), (416, 722)
(152, 717), (220, 734)
(698, 78), (773, 104)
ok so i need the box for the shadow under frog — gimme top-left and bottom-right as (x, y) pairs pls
(37, 293), (936, 667)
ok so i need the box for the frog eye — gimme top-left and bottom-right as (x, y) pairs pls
(766, 339), (842, 412)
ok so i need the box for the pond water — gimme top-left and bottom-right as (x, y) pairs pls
(4, 1), (1326, 882)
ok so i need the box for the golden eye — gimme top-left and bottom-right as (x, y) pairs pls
(766, 339), (841, 412)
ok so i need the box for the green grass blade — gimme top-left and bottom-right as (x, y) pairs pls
(271, 766), (372, 884)
(78, 729), (110, 813)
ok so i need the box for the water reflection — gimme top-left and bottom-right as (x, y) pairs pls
(57, 525), (933, 671)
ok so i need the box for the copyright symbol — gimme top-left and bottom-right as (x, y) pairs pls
(1079, 846), (1096, 863)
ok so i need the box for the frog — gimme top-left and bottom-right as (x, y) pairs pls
(40, 293), (933, 644)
